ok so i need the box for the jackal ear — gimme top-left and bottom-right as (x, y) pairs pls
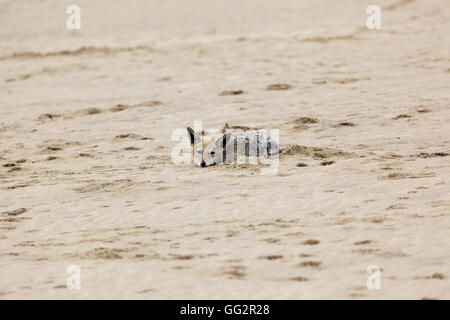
(215, 132), (232, 149)
(187, 127), (201, 146)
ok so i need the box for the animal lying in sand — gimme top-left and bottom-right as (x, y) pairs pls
(187, 127), (280, 167)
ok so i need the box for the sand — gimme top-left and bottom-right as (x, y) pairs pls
(0, 0), (449, 299)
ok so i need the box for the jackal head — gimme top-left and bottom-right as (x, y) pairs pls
(187, 127), (232, 167)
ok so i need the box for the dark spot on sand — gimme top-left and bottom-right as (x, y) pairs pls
(338, 122), (355, 126)
(78, 153), (92, 157)
(169, 254), (196, 260)
(290, 276), (308, 282)
(110, 104), (128, 112)
(354, 240), (372, 245)
(53, 285), (66, 289)
(82, 107), (103, 115)
(219, 90), (245, 96)
(392, 114), (411, 120)
(38, 113), (61, 120)
(47, 146), (62, 151)
(3, 163), (15, 167)
(302, 239), (320, 245)
(260, 255), (283, 260)
(415, 152), (448, 158)
(429, 273), (445, 280)
(124, 146), (141, 151)
(220, 266), (246, 279)
(292, 117), (318, 124)
(298, 261), (322, 268)
(2, 208), (27, 216)
(266, 83), (293, 91)
(116, 133), (140, 139)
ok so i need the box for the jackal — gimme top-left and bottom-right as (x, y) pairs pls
(187, 127), (280, 167)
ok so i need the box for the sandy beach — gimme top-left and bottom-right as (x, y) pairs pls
(0, 0), (449, 299)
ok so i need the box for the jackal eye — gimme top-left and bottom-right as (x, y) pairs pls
(196, 150), (202, 155)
